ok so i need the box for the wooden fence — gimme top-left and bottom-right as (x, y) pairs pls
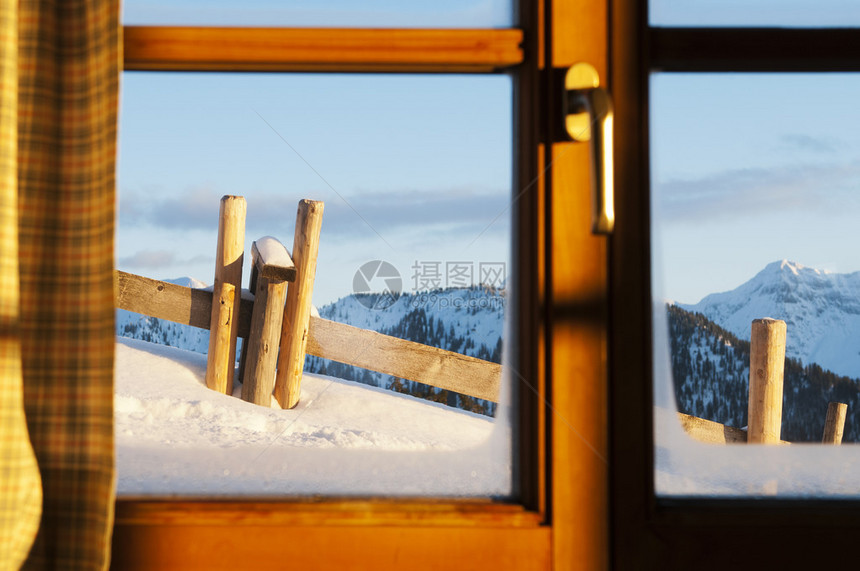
(675, 318), (847, 445)
(115, 196), (501, 409)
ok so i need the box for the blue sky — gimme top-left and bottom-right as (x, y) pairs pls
(651, 73), (860, 304)
(122, 0), (512, 27)
(118, 73), (512, 305)
(650, 0), (860, 27)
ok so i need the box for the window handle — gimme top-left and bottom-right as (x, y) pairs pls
(564, 63), (615, 235)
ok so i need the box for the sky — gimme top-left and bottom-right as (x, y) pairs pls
(118, 73), (512, 306)
(122, 0), (513, 28)
(651, 73), (860, 304)
(650, 0), (860, 27)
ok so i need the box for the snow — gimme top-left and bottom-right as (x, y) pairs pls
(115, 338), (512, 497)
(254, 235), (292, 268)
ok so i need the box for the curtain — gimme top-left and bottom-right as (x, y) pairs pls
(0, 1), (43, 567)
(1, 0), (120, 568)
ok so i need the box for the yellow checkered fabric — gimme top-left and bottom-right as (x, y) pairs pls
(0, 0), (120, 568)
(0, 1), (43, 568)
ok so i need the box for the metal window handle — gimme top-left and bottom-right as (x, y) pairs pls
(564, 63), (615, 235)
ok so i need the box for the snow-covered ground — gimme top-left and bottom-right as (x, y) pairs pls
(117, 312), (860, 499)
(116, 338), (512, 497)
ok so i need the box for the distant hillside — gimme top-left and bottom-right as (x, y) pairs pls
(306, 286), (504, 416)
(667, 304), (860, 442)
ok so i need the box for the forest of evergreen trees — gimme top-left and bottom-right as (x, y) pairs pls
(667, 304), (860, 442)
(305, 300), (502, 417)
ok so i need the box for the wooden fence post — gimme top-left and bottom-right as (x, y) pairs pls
(207, 282), (236, 394)
(241, 238), (296, 406)
(274, 200), (324, 409)
(747, 318), (787, 444)
(205, 195), (246, 394)
(822, 402), (848, 444)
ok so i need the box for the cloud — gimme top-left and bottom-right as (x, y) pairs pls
(656, 160), (860, 224)
(119, 250), (211, 269)
(778, 134), (839, 154)
(119, 186), (513, 243)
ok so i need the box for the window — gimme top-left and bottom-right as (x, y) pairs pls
(112, 0), (613, 568)
(610, 0), (860, 567)
(116, 71), (515, 497)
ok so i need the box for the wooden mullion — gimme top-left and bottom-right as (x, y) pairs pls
(512, 0), (545, 517)
(123, 26), (524, 73)
(609, 0), (654, 568)
(650, 27), (860, 72)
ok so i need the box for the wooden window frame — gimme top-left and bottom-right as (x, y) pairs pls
(113, 30), (546, 568)
(113, 0), (626, 565)
(113, 29), (544, 566)
(112, 0), (616, 565)
(610, 1), (860, 568)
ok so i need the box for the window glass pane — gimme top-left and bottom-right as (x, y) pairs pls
(652, 73), (860, 496)
(651, 0), (860, 28)
(123, 0), (513, 28)
(117, 72), (514, 496)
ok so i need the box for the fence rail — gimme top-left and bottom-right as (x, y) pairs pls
(116, 196), (502, 408)
(115, 269), (501, 404)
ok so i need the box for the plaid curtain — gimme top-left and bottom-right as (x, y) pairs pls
(1, 0), (120, 568)
(0, 0), (43, 567)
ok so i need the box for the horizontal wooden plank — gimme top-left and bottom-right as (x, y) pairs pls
(659, 408), (790, 445)
(251, 238), (296, 282)
(115, 270), (254, 338)
(306, 316), (501, 402)
(124, 26), (524, 72)
(676, 410), (747, 444)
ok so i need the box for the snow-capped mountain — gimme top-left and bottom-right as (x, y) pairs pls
(680, 260), (860, 379)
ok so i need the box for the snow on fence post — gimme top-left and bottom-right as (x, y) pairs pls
(822, 401), (848, 444)
(205, 195), (246, 394)
(747, 318), (787, 444)
(241, 238), (296, 406)
(275, 200), (324, 409)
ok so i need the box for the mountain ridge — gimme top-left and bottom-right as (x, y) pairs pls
(680, 260), (860, 379)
